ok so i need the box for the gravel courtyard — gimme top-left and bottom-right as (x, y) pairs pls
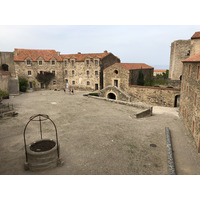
(0, 90), (200, 175)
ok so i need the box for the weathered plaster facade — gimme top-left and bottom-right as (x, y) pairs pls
(180, 57), (200, 152)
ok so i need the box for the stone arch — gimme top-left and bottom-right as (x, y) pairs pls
(107, 92), (116, 100)
(2, 64), (9, 71)
(174, 95), (180, 107)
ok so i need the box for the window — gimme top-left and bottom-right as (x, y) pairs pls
(28, 71), (31, 76)
(65, 60), (67, 66)
(86, 60), (89, 66)
(194, 92), (197, 107)
(197, 66), (200, 80)
(87, 81), (90, 85)
(188, 65), (191, 76)
(72, 81), (75, 85)
(114, 70), (118, 74)
(27, 60), (31, 65)
(40, 71), (43, 74)
(87, 71), (89, 76)
(71, 60), (74, 66)
(65, 70), (67, 75)
(53, 81), (56, 85)
(95, 71), (98, 76)
(39, 61), (42, 65)
(72, 70), (75, 75)
(186, 85), (189, 96)
(192, 120), (195, 134)
(52, 71), (55, 75)
(95, 60), (98, 66)
(52, 60), (55, 65)
(114, 80), (118, 87)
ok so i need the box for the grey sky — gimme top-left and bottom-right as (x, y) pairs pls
(0, 25), (200, 69)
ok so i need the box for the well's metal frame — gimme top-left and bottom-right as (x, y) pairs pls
(23, 114), (60, 163)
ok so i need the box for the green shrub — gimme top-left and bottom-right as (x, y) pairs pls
(137, 69), (144, 86)
(19, 77), (28, 92)
(0, 89), (9, 99)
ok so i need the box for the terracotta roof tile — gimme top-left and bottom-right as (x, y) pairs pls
(14, 49), (62, 61)
(154, 69), (166, 72)
(60, 52), (111, 61)
(191, 32), (200, 39)
(182, 52), (200, 63)
(105, 63), (154, 71)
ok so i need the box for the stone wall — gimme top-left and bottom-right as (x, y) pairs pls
(0, 72), (10, 92)
(64, 58), (101, 91)
(169, 39), (191, 80)
(104, 63), (130, 91)
(127, 85), (180, 107)
(180, 62), (200, 152)
(14, 59), (65, 90)
(0, 52), (15, 77)
(99, 85), (131, 102)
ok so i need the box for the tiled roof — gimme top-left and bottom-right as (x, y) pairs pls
(60, 52), (111, 61)
(0, 71), (11, 76)
(14, 49), (63, 61)
(154, 69), (166, 72)
(105, 63), (154, 71)
(191, 32), (200, 39)
(182, 52), (200, 62)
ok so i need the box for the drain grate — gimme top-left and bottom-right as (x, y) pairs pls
(150, 144), (157, 147)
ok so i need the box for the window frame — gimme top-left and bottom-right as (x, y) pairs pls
(28, 70), (32, 76)
(27, 60), (31, 66)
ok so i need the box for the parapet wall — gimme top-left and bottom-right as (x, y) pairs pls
(128, 85), (180, 107)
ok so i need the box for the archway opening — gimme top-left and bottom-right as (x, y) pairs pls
(2, 64), (9, 71)
(174, 95), (180, 107)
(107, 93), (116, 100)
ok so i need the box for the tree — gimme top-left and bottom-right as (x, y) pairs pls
(144, 72), (153, 86)
(36, 72), (55, 89)
(18, 77), (28, 92)
(137, 68), (144, 86)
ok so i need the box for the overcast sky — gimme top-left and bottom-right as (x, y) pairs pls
(0, 25), (200, 69)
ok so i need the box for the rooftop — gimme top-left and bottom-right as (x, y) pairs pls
(105, 63), (154, 71)
(182, 52), (200, 63)
(191, 31), (200, 39)
(14, 49), (62, 62)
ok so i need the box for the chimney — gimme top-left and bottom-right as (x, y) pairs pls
(78, 52), (81, 54)
(104, 50), (108, 53)
(56, 51), (60, 56)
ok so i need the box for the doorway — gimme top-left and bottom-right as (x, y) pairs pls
(95, 84), (98, 90)
(107, 93), (116, 100)
(114, 80), (118, 87)
(174, 95), (180, 107)
(66, 79), (68, 89)
(29, 82), (33, 89)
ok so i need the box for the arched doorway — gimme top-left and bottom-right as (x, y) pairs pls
(2, 64), (9, 71)
(174, 95), (180, 107)
(107, 92), (116, 100)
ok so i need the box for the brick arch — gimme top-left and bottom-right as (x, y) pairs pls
(1, 64), (9, 71)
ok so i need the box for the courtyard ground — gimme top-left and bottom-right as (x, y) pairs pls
(0, 90), (200, 175)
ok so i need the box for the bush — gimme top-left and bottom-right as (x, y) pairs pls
(19, 77), (28, 92)
(36, 72), (55, 88)
(0, 89), (9, 99)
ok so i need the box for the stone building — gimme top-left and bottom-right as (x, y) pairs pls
(180, 53), (200, 152)
(169, 31), (200, 80)
(60, 51), (120, 90)
(14, 49), (64, 90)
(0, 52), (19, 94)
(153, 69), (166, 76)
(12, 49), (120, 91)
(104, 63), (154, 91)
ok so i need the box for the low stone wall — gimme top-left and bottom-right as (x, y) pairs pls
(127, 85), (180, 107)
(0, 72), (10, 92)
(86, 95), (153, 118)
